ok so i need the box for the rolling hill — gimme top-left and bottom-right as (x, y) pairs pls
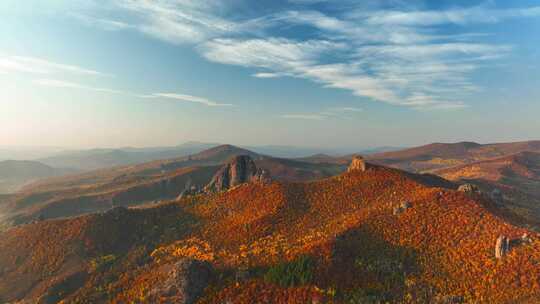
(435, 151), (540, 224)
(366, 140), (540, 172)
(34, 142), (376, 171)
(1, 161), (539, 303)
(0, 160), (77, 194)
(0, 145), (346, 226)
(37, 142), (220, 171)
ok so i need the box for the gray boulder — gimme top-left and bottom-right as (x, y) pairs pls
(457, 183), (480, 194)
(393, 201), (412, 215)
(495, 235), (510, 259)
(147, 258), (213, 304)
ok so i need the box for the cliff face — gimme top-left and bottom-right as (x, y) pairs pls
(205, 155), (270, 192)
(348, 155), (367, 172)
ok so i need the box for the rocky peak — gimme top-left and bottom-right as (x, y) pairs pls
(205, 155), (270, 192)
(348, 155), (366, 172)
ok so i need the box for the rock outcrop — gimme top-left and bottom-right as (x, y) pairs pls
(457, 183), (480, 194)
(177, 181), (202, 200)
(348, 155), (366, 172)
(205, 155), (271, 192)
(495, 235), (510, 259)
(521, 233), (532, 244)
(393, 201), (412, 215)
(147, 259), (213, 304)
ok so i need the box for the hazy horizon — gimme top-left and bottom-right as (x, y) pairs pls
(2, 0), (540, 149)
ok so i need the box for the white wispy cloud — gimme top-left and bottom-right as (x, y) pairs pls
(72, 13), (131, 31)
(359, 6), (540, 26)
(0, 55), (107, 76)
(281, 114), (327, 120)
(200, 38), (345, 71)
(76, 1), (540, 110)
(193, 6), (522, 109)
(282, 106), (363, 120)
(109, 0), (241, 44)
(330, 107), (363, 113)
(150, 93), (233, 107)
(33, 79), (124, 94)
(253, 72), (283, 78)
(33, 79), (233, 107)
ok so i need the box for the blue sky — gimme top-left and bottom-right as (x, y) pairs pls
(0, 0), (539, 149)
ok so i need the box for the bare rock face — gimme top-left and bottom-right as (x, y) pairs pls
(252, 168), (271, 184)
(521, 233), (532, 244)
(457, 183), (480, 194)
(147, 258), (213, 304)
(205, 155), (270, 192)
(348, 155), (366, 172)
(495, 235), (510, 259)
(177, 185), (202, 201)
(393, 201), (412, 215)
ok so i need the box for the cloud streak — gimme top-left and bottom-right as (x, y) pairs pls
(77, 1), (540, 110)
(34, 79), (124, 94)
(0, 55), (107, 76)
(150, 93), (234, 107)
(282, 106), (363, 120)
(281, 114), (326, 120)
(358, 6), (540, 26)
(34, 79), (233, 108)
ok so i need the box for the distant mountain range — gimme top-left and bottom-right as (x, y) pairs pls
(0, 146), (64, 161)
(1, 144), (347, 225)
(366, 140), (540, 172)
(0, 160), (77, 194)
(0, 142), (399, 195)
(1, 142), (401, 171)
(35, 142), (221, 171)
(4, 140), (540, 226)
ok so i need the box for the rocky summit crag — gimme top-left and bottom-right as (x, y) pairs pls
(205, 155), (270, 192)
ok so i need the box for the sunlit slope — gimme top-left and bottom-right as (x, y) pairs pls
(1, 164), (539, 303)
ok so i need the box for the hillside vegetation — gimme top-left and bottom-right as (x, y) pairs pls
(435, 151), (540, 225)
(367, 141), (540, 172)
(0, 145), (345, 227)
(1, 163), (539, 303)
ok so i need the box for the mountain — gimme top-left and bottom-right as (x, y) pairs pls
(37, 142), (220, 171)
(0, 145), (345, 226)
(435, 151), (540, 224)
(34, 143), (399, 171)
(243, 145), (342, 158)
(0, 160), (77, 194)
(0, 146), (64, 161)
(367, 140), (540, 172)
(2, 161), (540, 303)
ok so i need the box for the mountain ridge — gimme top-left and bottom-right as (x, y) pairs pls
(2, 161), (540, 303)
(0, 145), (345, 226)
